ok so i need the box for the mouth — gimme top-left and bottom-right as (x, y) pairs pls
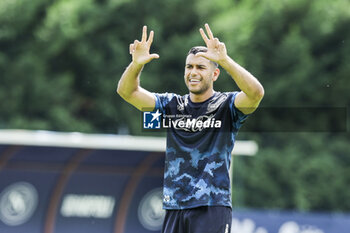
(189, 78), (201, 85)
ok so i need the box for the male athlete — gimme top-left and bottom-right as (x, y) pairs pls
(117, 24), (264, 233)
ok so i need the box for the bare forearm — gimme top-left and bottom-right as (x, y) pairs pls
(220, 56), (264, 100)
(117, 61), (144, 99)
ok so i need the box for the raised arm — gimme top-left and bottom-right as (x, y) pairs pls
(117, 26), (159, 111)
(196, 24), (264, 114)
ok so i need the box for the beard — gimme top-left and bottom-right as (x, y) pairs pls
(188, 81), (211, 95)
(187, 79), (210, 95)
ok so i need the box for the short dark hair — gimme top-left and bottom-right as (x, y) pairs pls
(187, 46), (219, 68)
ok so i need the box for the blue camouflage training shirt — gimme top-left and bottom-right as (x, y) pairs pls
(153, 91), (248, 210)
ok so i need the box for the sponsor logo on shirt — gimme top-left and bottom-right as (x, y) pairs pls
(163, 195), (170, 202)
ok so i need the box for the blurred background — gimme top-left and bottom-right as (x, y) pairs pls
(0, 0), (349, 232)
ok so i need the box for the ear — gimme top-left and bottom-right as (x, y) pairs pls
(212, 68), (220, 82)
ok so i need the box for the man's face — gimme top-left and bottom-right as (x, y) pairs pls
(184, 54), (218, 95)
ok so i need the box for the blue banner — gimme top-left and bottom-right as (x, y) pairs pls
(232, 209), (350, 233)
(0, 143), (349, 233)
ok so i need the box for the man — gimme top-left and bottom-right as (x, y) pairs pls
(117, 24), (264, 233)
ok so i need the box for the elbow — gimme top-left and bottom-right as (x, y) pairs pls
(116, 82), (127, 98)
(116, 83), (135, 101)
(116, 84), (123, 96)
(116, 84), (128, 100)
(256, 85), (264, 100)
(250, 84), (264, 102)
(117, 89), (130, 101)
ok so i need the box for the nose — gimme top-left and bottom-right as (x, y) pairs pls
(190, 68), (199, 77)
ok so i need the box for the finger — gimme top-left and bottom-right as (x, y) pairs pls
(134, 40), (140, 48)
(219, 42), (226, 49)
(141, 26), (147, 42)
(129, 44), (134, 54)
(195, 52), (209, 60)
(147, 30), (154, 45)
(199, 28), (209, 44)
(150, 53), (160, 60)
(205, 23), (214, 40)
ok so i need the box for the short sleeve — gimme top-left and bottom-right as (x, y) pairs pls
(153, 92), (176, 114)
(228, 92), (249, 130)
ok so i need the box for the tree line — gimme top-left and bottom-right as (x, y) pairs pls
(0, 0), (349, 212)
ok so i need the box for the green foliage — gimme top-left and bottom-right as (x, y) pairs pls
(0, 0), (349, 212)
(211, 0), (350, 212)
(233, 133), (350, 211)
(215, 0), (350, 106)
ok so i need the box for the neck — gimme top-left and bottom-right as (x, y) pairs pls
(189, 89), (214, 103)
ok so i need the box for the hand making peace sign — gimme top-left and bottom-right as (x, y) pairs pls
(129, 26), (159, 66)
(196, 23), (228, 65)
